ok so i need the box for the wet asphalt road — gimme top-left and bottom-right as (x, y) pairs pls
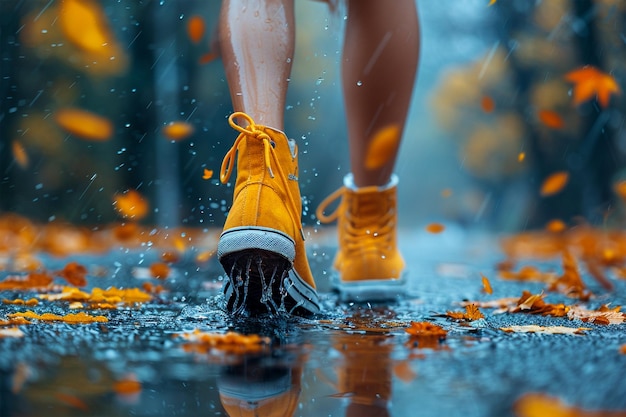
(1, 227), (626, 417)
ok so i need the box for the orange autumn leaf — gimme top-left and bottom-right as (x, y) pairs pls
(620, 344), (626, 355)
(59, 0), (110, 54)
(113, 189), (149, 220)
(113, 376), (142, 395)
(537, 109), (564, 129)
(198, 52), (218, 65)
(162, 121), (195, 141)
(540, 171), (569, 197)
(174, 236), (187, 253)
(2, 298), (39, 306)
(179, 329), (270, 355)
(161, 251), (180, 263)
(512, 291), (569, 317)
(566, 305), (625, 325)
(364, 124), (401, 170)
(488, 0), (497, 5)
(12, 141), (29, 168)
(405, 321), (448, 338)
(8, 310), (108, 324)
(447, 304), (485, 321)
(142, 282), (165, 295)
(0, 317), (31, 326)
(196, 250), (215, 263)
(149, 262), (170, 280)
(425, 223), (445, 234)
(564, 65), (621, 108)
(545, 219), (567, 233)
(548, 251), (590, 300)
(56, 261), (88, 287)
(55, 108), (113, 141)
(515, 393), (626, 417)
(480, 95), (495, 113)
(613, 180), (626, 200)
(481, 274), (493, 295)
(39, 286), (152, 305)
(55, 392), (89, 412)
(0, 272), (54, 291)
(186, 15), (205, 44)
(518, 152), (526, 162)
(202, 168), (213, 180)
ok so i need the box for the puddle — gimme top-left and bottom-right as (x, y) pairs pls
(1, 229), (626, 417)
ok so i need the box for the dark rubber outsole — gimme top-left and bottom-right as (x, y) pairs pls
(220, 249), (312, 317)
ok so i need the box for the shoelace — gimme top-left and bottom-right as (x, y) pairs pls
(220, 112), (305, 240)
(316, 187), (395, 254)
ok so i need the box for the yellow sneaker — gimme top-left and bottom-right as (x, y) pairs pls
(218, 112), (320, 316)
(316, 174), (406, 301)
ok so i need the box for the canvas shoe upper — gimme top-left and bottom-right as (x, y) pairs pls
(217, 112), (320, 315)
(316, 174), (406, 301)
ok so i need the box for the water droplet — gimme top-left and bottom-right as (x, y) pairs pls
(356, 80), (363, 86)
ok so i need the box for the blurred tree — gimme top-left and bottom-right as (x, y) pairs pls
(432, 0), (626, 230)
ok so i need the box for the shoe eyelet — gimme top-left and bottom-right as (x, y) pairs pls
(270, 140), (276, 148)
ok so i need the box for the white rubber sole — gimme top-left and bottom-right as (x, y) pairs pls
(332, 270), (408, 302)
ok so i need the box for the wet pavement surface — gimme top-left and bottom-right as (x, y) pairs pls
(1, 227), (626, 417)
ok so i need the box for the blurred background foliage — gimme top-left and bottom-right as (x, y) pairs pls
(1, 0), (626, 232)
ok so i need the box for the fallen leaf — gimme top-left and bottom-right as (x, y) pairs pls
(179, 330), (270, 355)
(55, 392), (89, 412)
(481, 95), (495, 113)
(500, 325), (589, 335)
(149, 262), (170, 280)
(404, 321), (447, 338)
(8, 310), (108, 324)
(537, 109), (564, 129)
(513, 392), (624, 417)
(0, 272), (54, 291)
(567, 305), (625, 325)
(54, 108), (113, 141)
(2, 298), (38, 306)
(11, 141), (29, 169)
(186, 15), (205, 44)
(513, 291), (569, 317)
(202, 168), (213, 180)
(162, 121), (194, 141)
(447, 304), (485, 321)
(481, 274), (493, 294)
(364, 124), (401, 170)
(425, 223), (445, 234)
(198, 52), (218, 65)
(540, 171), (569, 197)
(55, 261), (88, 287)
(113, 190), (149, 220)
(545, 219), (567, 233)
(564, 65), (621, 108)
(113, 375), (142, 395)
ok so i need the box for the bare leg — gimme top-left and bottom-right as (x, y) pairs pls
(219, 0), (295, 129)
(342, 0), (420, 187)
